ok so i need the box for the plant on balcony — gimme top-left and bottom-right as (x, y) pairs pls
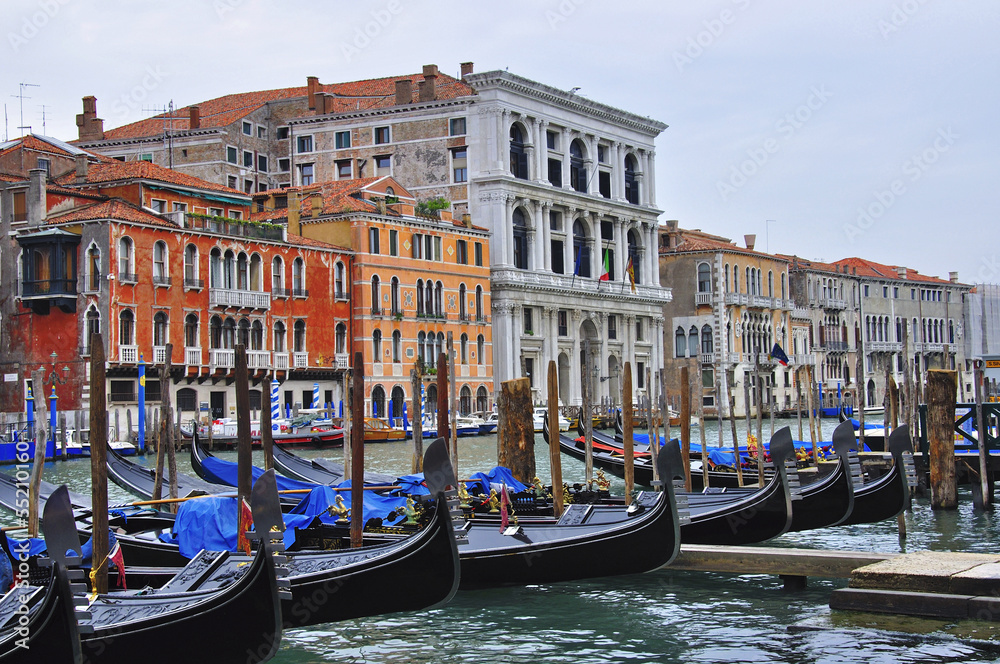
(394, 312), (403, 321)
(427, 367), (437, 375)
(416, 197), (450, 216)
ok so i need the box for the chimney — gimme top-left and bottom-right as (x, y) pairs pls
(288, 189), (301, 236)
(310, 193), (322, 218)
(744, 234), (756, 251)
(306, 76), (319, 110)
(189, 105), (200, 129)
(74, 154), (89, 183)
(852, 267), (856, 275)
(419, 64), (438, 102)
(460, 62), (474, 77)
(895, 266), (907, 279)
(949, 271), (959, 283)
(395, 79), (412, 105)
(28, 168), (46, 227)
(322, 94), (337, 115)
(76, 96), (105, 141)
(462, 213), (472, 228)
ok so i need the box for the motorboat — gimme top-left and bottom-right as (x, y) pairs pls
(533, 407), (569, 433)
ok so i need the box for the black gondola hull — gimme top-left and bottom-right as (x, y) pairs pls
(0, 564), (81, 664)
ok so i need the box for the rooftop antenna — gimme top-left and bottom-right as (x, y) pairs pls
(3, 104), (7, 141)
(39, 104), (49, 135)
(12, 82), (39, 137)
(141, 101), (176, 168)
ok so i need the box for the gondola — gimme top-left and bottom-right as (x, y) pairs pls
(38, 485), (285, 664)
(107, 441), (233, 500)
(0, 563), (82, 664)
(542, 416), (657, 485)
(840, 424), (914, 525)
(270, 441), (397, 486)
(456, 446), (681, 588)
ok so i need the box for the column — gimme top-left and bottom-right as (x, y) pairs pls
(588, 231), (599, 281)
(614, 217), (625, 284)
(538, 201), (551, 272)
(561, 128), (572, 188)
(615, 143), (626, 201)
(502, 194), (514, 267)
(513, 305), (523, 377)
(534, 118), (548, 184)
(588, 135), (600, 196)
(598, 313), (609, 403)
(565, 208), (576, 275)
(533, 200), (546, 272)
(649, 223), (660, 287)
(493, 302), (514, 384)
(639, 150), (650, 206)
(500, 109), (511, 173)
(495, 108), (505, 171)
(647, 149), (657, 207)
(570, 311), (582, 406)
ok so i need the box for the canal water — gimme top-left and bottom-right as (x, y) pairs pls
(10, 418), (1000, 663)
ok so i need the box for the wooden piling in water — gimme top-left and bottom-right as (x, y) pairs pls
(343, 369), (352, 481)
(805, 365), (818, 460)
(728, 378), (743, 487)
(351, 351), (365, 548)
(448, 334), (458, 477)
(974, 362), (990, 508)
(27, 370), (45, 536)
(498, 377), (534, 485)
(582, 340), (594, 489)
(437, 351), (449, 443)
(235, 345), (252, 508)
(699, 407), (708, 489)
(162, 344), (177, 506)
(89, 334), (109, 594)
(547, 361), (563, 517)
(680, 365), (692, 492)
(261, 374), (274, 472)
(645, 366), (656, 477)
(410, 366), (423, 474)
(926, 369), (957, 510)
(755, 360), (765, 488)
(623, 362), (634, 499)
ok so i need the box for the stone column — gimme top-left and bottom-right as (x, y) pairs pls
(649, 223), (660, 287)
(598, 313), (609, 403)
(561, 128), (572, 188)
(495, 108), (506, 171)
(588, 135), (600, 195)
(513, 305), (523, 378)
(503, 194), (514, 267)
(614, 217), (626, 284)
(615, 143), (626, 201)
(647, 149), (657, 207)
(534, 118), (548, 184)
(588, 234), (599, 281)
(533, 200), (546, 272)
(493, 301), (515, 385)
(540, 201), (552, 272)
(570, 311), (582, 406)
(500, 109), (511, 173)
(639, 150), (650, 206)
(565, 208), (576, 275)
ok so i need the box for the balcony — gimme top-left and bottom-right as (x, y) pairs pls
(818, 341), (850, 352)
(152, 274), (171, 288)
(335, 353), (349, 369)
(915, 342), (948, 353)
(153, 345), (167, 364)
(183, 277), (204, 290)
(209, 288), (271, 310)
(699, 352), (715, 364)
(792, 307), (811, 321)
(817, 296), (847, 310)
(21, 278), (78, 314)
(118, 271), (137, 284)
(292, 288), (309, 299)
(182, 212), (284, 241)
(869, 341), (902, 352)
(119, 345), (138, 364)
(185, 347), (202, 365)
(247, 350), (271, 369)
(335, 289), (350, 301)
(272, 287), (290, 299)
(210, 348), (235, 369)
(489, 268), (672, 304)
(293, 352), (309, 368)
(476, 314), (490, 324)
(371, 307), (386, 317)
(273, 352), (289, 370)
(695, 292), (714, 306)
(748, 295), (774, 309)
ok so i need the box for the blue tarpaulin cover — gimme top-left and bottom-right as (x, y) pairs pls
(5, 535), (46, 559)
(198, 455), (318, 492)
(464, 467), (527, 495)
(289, 482), (408, 526)
(170, 495), (310, 559)
(849, 418), (882, 430)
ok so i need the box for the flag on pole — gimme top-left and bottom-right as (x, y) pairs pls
(769, 343), (790, 366)
(236, 498), (254, 555)
(625, 255), (636, 293)
(599, 249), (611, 282)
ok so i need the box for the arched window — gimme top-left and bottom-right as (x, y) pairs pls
(780, 273), (786, 300)
(390, 385), (405, 421)
(475, 285), (484, 320)
(371, 275), (381, 314)
(572, 218), (591, 278)
(477, 386), (489, 413)
(477, 334), (485, 365)
(768, 271), (774, 297)
(250, 254), (263, 291)
(334, 261), (345, 298)
(118, 237), (134, 279)
(570, 139), (587, 192)
(237, 252), (249, 290)
(460, 385), (472, 415)
(624, 154), (639, 204)
(697, 263), (711, 293)
(210, 248), (222, 288)
(184, 313), (198, 348)
(459, 284), (467, 319)
(372, 329), (383, 363)
(210, 315), (223, 349)
(417, 331), (426, 365)
(371, 385), (385, 418)
(392, 330), (401, 363)
(273, 320), (286, 352)
(424, 280), (434, 316)
(391, 277), (400, 315)
(293, 320), (306, 352)
(183, 244), (197, 286)
(87, 244), (101, 291)
(627, 228), (641, 285)
(85, 306), (100, 353)
(119, 309), (135, 346)
(292, 257), (305, 295)
(512, 208), (529, 270)
(460, 333), (468, 364)
(701, 325), (713, 354)
(733, 264), (740, 292)
(434, 281), (443, 316)
(509, 123), (528, 179)
(238, 318), (250, 347)
(335, 323), (346, 354)
(223, 250), (235, 289)
(724, 264), (730, 293)
(222, 318), (236, 349)
(272, 256), (284, 292)
(416, 279), (425, 315)
(675, 327), (686, 358)
(688, 326), (699, 357)
(153, 311), (168, 347)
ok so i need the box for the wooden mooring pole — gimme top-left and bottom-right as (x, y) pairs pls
(162, 344), (177, 507)
(623, 362), (634, 499)
(89, 334), (109, 594)
(410, 366), (423, 474)
(974, 361), (991, 508)
(437, 351), (449, 443)
(27, 371), (44, 537)
(235, 345), (252, 510)
(582, 340), (594, 490)
(351, 351), (365, 548)
(498, 377), (534, 485)
(926, 370), (957, 510)
(547, 361), (563, 517)
(680, 365), (692, 492)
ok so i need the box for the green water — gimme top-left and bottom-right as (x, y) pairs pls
(12, 419), (1000, 663)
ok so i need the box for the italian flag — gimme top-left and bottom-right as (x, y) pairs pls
(600, 250), (610, 281)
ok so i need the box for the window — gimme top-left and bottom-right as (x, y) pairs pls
(547, 158), (562, 187)
(524, 358), (535, 388)
(336, 160), (352, 179)
(37, 157), (51, 173)
(863, 284), (870, 297)
(572, 218), (591, 278)
(509, 124), (529, 180)
(209, 207), (223, 217)
(244, 179), (254, 193)
(598, 145), (607, 164)
(608, 315), (617, 339)
(242, 121), (252, 136)
(370, 276), (381, 313)
(335, 131), (350, 149)
(150, 199), (166, 213)
(292, 257), (305, 296)
(118, 237), (135, 281)
(86, 245), (101, 291)
(697, 263), (711, 292)
(636, 319), (644, 341)
(12, 191), (26, 222)
(460, 334), (468, 364)
(278, 158), (289, 172)
(392, 330), (401, 363)
(84, 307), (100, 353)
(335, 323), (347, 354)
(558, 310), (568, 336)
(701, 325), (713, 354)
(546, 131), (558, 150)
(476, 285), (484, 320)
(523, 307), (533, 334)
(119, 309), (135, 346)
(184, 313), (198, 348)
(474, 242), (483, 267)
(369, 227), (380, 254)
(449, 117), (466, 136)
(293, 319), (306, 352)
(389, 229), (398, 256)
(883, 286), (889, 298)
(297, 135), (313, 153)
(257, 155), (268, 172)
(335, 262), (346, 298)
(375, 155), (391, 176)
(688, 326), (699, 357)
(153, 241), (168, 285)
(477, 334), (485, 365)
(675, 327), (686, 358)
(911, 288), (916, 299)
(624, 155), (639, 204)
(374, 126), (390, 144)
(372, 329), (383, 362)
(599, 171), (611, 198)
(391, 277), (400, 315)
(637, 362), (646, 389)
(299, 163), (314, 186)
(243, 150), (253, 168)
(277, 127), (289, 140)
(271, 256), (284, 293)
(570, 139), (587, 192)
(456, 240), (468, 265)
(512, 208), (529, 270)
(893, 287), (899, 298)
(452, 147), (468, 183)
(227, 175), (237, 189)
(153, 311), (168, 347)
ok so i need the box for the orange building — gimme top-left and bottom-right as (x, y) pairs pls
(253, 176), (492, 418)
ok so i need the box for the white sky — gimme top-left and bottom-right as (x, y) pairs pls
(5, 0), (998, 283)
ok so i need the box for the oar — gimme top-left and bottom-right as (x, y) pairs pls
(111, 484), (405, 508)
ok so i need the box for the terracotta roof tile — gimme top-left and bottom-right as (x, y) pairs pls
(250, 177), (387, 224)
(54, 160), (247, 196)
(45, 198), (178, 228)
(831, 257), (956, 285)
(101, 71), (475, 141)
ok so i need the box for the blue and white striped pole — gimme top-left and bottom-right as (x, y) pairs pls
(311, 382), (320, 409)
(270, 378), (280, 428)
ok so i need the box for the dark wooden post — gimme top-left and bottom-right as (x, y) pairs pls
(974, 361), (990, 507)
(27, 369), (45, 536)
(351, 351), (365, 548)
(889, 376), (900, 430)
(261, 374), (274, 472)
(162, 344), (177, 505)
(699, 405), (709, 489)
(547, 361), (563, 516)
(623, 362), (634, 499)
(926, 369), (957, 510)
(582, 340), (594, 489)
(437, 351), (449, 443)
(883, 359), (891, 434)
(410, 366), (423, 473)
(498, 377), (534, 484)
(856, 355), (865, 450)
(755, 358), (765, 488)
(343, 369), (352, 481)
(728, 373), (743, 487)
(680, 365), (692, 492)
(89, 334), (109, 594)
(805, 365), (818, 461)
(646, 366), (657, 482)
(235, 345), (252, 507)
(448, 334), (458, 477)
(743, 371), (754, 481)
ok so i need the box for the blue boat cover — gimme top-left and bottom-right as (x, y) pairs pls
(0, 546), (10, 591)
(170, 495), (310, 559)
(5, 535), (46, 559)
(289, 482), (408, 527)
(683, 439), (868, 466)
(465, 466), (527, 495)
(395, 474), (429, 496)
(199, 454), (318, 492)
(848, 418), (882, 430)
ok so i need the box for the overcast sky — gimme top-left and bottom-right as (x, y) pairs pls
(5, 0), (998, 284)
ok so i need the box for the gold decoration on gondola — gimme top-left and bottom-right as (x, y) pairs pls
(458, 482), (472, 508)
(532, 476), (547, 499)
(562, 483), (574, 504)
(595, 470), (611, 491)
(487, 489), (500, 513)
(403, 497), (421, 525)
(327, 494), (350, 524)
